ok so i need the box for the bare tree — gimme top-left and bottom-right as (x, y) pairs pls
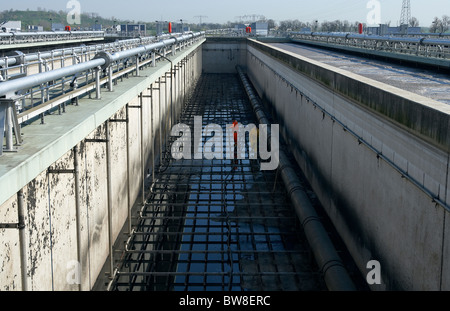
(267, 19), (276, 29)
(319, 19), (355, 32)
(278, 20), (291, 31)
(430, 16), (441, 33)
(321, 20), (335, 32)
(409, 17), (419, 27)
(278, 19), (307, 31)
(442, 15), (450, 32)
(342, 20), (351, 32)
(430, 15), (449, 33)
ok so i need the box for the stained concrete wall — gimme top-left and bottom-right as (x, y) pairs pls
(0, 39), (204, 291)
(202, 38), (248, 73)
(245, 39), (450, 291)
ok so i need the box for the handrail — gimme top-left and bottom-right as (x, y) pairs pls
(0, 31), (105, 44)
(0, 32), (203, 97)
(289, 31), (450, 61)
(291, 31), (450, 46)
(0, 34), (177, 71)
(0, 31), (205, 156)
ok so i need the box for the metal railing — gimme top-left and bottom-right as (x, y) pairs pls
(204, 28), (231, 37)
(389, 32), (450, 39)
(205, 28), (274, 38)
(0, 31), (105, 46)
(0, 31), (205, 156)
(289, 32), (450, 60)
(0, 33), (180, 82)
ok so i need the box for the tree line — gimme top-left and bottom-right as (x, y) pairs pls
(430, 15), (450, 33)
(270, 16), (450, 33)
(1, 9), (449, 34)
(221, 14), (450, 34)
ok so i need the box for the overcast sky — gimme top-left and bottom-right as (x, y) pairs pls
(4, 0), (450, 27)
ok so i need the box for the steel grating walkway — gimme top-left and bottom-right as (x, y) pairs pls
(108, 74), (328, 291)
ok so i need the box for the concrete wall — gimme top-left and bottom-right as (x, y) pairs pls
(0, 40), (204, 291)
(202, 38), (247, 73)
(245, 39), (450, 291)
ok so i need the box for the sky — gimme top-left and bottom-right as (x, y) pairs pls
(4, 0), (450, 27)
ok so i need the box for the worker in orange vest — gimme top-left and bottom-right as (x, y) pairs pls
(232, 121), (239, 168)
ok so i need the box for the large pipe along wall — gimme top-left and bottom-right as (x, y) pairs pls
(236, 66), (356, 291)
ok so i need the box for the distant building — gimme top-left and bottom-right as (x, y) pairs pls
(0, 21), (21, 32)
(366, 24), (422, 36)
(52, 23), (65, 31)
(250, 22), (269, 36)
(120, 24), (146, 36)
(172, 23), (190, 34)
(156, 21), (168, 36)
(233, 24), (247, 35)
(156, 21), (188, 36)
(28, 25), (44, 32)
(403, 26), (422, 34)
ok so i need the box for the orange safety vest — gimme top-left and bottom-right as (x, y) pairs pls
(232, 121), (238, 144)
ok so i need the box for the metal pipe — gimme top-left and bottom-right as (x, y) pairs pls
(5, 103), (13, 151)
(155, 52), (174, 134)
(17, 189), (30, 291)
(108, 66), (113, 92)
(0, 58), (105, 97)
(140, 93), (145, 206)
(158, 77), (163, 161)
(73, 145), (83, 291)
(95, 66), (101, 99)
(3, 56), (8, 80)
(135, 56), (140, 77)
(105, 120), (114, 278)
(109, 33), (203, 63)
(236, 66), (356, 291)
(0, 32), (204, 98)
(126, 104), (132, 235)
(150, 85), (155, 184)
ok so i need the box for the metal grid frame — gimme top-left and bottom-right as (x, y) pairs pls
(108, 74), (326, 292)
